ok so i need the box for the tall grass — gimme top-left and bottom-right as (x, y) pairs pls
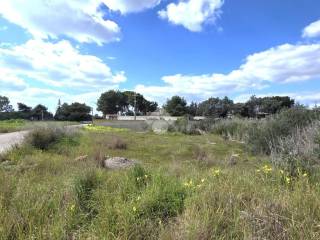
(1, 126), (320, 239)
(211, 108), (320, 155)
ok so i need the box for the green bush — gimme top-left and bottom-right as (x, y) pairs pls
(25, 127), (66, 150)
(270, 122), (320, 177)
(211, 108), (320, 155)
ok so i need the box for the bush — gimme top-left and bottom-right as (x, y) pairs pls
(169, 117), (201, 135)
(108, 137), (127, 150)
(270, 122), (320, 177)
(211, 108), (320, 155)
(211, 118), (251, 140)
(25, 127), (66, 150)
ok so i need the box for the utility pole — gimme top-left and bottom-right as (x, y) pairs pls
(41, 110), (44, 121)
(134, 92), (137, 121)
(91, 107), (94, 124)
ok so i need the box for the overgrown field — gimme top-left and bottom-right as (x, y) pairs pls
(1, 123), (320, 239)
(0, 120), (78, 133)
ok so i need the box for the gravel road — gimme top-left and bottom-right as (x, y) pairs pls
(0, 130), (30, 155)
(0, 124), (87, 155)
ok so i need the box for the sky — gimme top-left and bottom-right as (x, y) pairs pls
(0, 0), (320, 112)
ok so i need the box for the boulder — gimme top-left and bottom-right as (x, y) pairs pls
(104, 157), (137, 170)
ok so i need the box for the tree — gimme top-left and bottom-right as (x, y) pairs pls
(164, 96), (188, 116)
(32, 104), (53, 120)
(198, 97), (234, 118)
(244, 95), (295, 117)
(123, 91), (158, 115)
(97, 90), (128, 116)
(0, 96), (13, 112)
(18, 103), (32, 112)
(55, 102), (91, 121)
(188, 102), (198, 116)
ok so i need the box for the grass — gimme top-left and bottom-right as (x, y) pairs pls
(0, 126), (320, 239)
(0, 120), (78, 133)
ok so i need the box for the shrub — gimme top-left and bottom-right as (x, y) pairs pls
(108, 137), (127, 150)
(270, 122), (320, 177)
(211, 108), (320, 155)
(169, 117), (201, 135)
(25, 127), (66, 150)
(211, 118), (251, 141)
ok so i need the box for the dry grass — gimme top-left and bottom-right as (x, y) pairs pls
(107, 136), (127, 150)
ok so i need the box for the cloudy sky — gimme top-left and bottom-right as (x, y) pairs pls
(0, 0), (320, 112)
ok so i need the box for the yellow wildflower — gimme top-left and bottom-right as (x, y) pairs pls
(133, 206), (137, 212)
(303, 173), (308, 177)
(201, 178), (205, 183)
(262, 165), (272, 173)
(212, 168), (221, 176)
(285, 177), (291, 184)
(70, 204), (75, 212)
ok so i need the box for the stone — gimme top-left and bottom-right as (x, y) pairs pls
(104, 157), (137, 170)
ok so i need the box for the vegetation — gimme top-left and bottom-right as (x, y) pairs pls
(97, 90), (158, 116)
(0, 119), (320, 239)
(55, 102), (92, 121)
(0, 120), (77, 133)
(164, 96), (189, 116)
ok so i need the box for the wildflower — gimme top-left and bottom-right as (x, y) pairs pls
(212, 168), (221, 176)
(70, 204), (75, 212)
(137, 196), (141, 201)
(256, 169), (261, 173)
(136, 177), (141, 181)
(285, 177), (291, 184)
(133, 206), (137, 212)
(303, 173), (308, 177)
(262, 165), (272, 173)
(201, 178), (205, 183)
(144, 175), (148, 179)
(184, 179), (194, 187)
(280, 170), (284, 175)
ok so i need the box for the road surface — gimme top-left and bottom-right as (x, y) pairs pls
(0, 124), (87, 155)
(0, 130), (29, 155)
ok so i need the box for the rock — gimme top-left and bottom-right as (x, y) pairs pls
(229, 154), (240, 166)
(74, 155), (88, 161)
(104, 157), (137, 170)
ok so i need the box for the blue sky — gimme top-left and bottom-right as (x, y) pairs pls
(0, 0), (320, 112)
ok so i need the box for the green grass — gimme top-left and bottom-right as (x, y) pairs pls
(0, 120), (78, 133)
(0, 127), (320, 239)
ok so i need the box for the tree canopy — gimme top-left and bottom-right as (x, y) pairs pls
(97, 90), (158, 116)
(164, 96), (189, 116)
(55, 102), (91, 121)
(0, 96), (13, 112)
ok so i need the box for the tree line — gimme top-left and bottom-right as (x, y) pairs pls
(163, 95), (295, 118)
(0, 91), (297, 121)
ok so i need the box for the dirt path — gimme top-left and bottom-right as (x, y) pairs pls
(0, 124), (87, 155)
(0, 130), (29, 155)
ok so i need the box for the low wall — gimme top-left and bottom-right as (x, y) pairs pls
(116, 116), (179, 121)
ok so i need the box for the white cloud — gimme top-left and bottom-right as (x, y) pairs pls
(159, 0), (224, 32)
(303, 19), (320, 38)
(135, 43), (320, 102)
(0, 0), (120, 45)
(0, 39), (126, 89)
(103, 0), (161, 14)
